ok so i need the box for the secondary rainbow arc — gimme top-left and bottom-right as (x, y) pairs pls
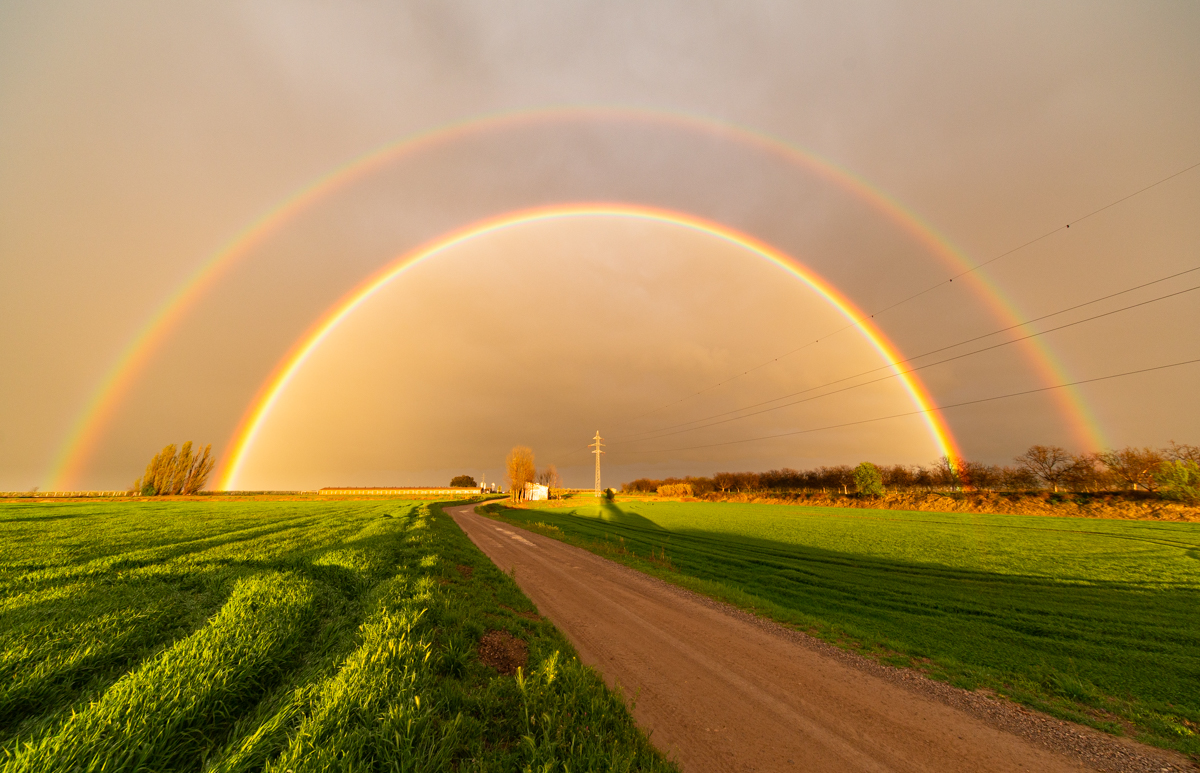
(217, 204), (962, 490)
(49, 106), (1103, 489)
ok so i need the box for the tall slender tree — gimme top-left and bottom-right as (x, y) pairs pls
(505, 446), (535, 502)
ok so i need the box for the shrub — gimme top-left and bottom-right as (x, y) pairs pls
(656, 483), (694, 497)
(853, 462), (884, 497)
(1155, 460), (1200, 503)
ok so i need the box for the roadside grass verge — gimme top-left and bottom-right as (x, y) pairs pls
(482, 499), (1200, 759)
(0, 499), (674, 772)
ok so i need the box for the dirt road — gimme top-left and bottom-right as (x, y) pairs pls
(449, 504), (1192, 773)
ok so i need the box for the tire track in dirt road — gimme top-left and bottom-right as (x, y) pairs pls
(448, 504), (1195, 773)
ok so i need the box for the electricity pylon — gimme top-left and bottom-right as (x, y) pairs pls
(590, 431), (605, 497)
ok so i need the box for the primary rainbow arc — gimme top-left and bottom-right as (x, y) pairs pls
(217, 204), (961, 490)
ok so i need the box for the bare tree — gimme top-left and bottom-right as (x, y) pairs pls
(1098, 446), (1166, 492)
(999, 465), (1039, 491)
(1061, 453), (1109, 493)
(881, 464), (917, 490)
(932, 456), (962, 490)
(825, 465), (855, 495)
(537, 464), (560, 488)
(1014, 445), (1073, 492)
(958, 460), (1001, 491)
(1165, 441), (1200, 464)
(712, 472), (738, 493)
(537, 464), (562, 499)
(506, 446), (536, 502)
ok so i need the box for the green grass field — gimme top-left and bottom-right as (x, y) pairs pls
(487, 499), (1200, 757)
(0, 498), (675, 772)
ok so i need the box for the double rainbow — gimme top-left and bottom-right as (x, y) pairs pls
(48, 106), (1102, 489)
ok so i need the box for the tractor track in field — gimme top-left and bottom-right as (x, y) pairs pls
(448, 503), (1196, 773)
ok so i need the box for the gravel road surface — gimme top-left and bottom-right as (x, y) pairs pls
(449, 503), (1194, 773)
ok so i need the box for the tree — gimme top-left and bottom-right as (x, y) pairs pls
(760, 468), (803, 490)
(1155, 460), (1200, 503)
(957, 460), (1001, 491)
(881, 464), (917, 490)
(450, 475), (477, 488)
(852, 462), (884, 496)
(1014, 445), (1072, 492)
(1098, 446), (1166, 492)
(999, 465), (1039, 491)
(1165, 441), (1200, 465)
(1061, 453), (1110, 492)
(133, 442), (214, 496)
(932, 456), (963, 490)
(823, 465), (855, 495)
(537, 464), (560, 488)
(712, 472), (738, 493)
(505, 446), (536, 502)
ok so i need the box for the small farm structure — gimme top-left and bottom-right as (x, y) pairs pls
(524, 482), (550, 501)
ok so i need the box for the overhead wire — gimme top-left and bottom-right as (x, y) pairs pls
(611, 264), (1200, 443)
(612, 159), (1200, 429)
(612, 283), (1200, 445)
(618, 356), (1200, 455)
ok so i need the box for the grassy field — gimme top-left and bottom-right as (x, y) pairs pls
(0, 498), (676, 772)
(485, 499), (1200, 758)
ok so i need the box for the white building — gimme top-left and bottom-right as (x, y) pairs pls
(523, 482), (550, 501)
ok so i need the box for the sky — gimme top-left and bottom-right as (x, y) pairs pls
(1, 1), (1198, 491)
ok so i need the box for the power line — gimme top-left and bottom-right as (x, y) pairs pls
(611, 280), (1200, 445)
(616, 264), (1200, 439)
(613, 159), (1200, 428)
(556, 263), (1199, 465)
(619, 356), (1200, 455)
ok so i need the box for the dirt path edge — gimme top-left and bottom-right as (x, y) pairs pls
(465, 504), (1196, 773)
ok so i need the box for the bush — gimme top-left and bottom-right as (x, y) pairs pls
(603, 488), (615, 501)
(656, 483), (694, 497)
(449, 475), (477, 488)
(1155, 460), (1200, 503)
(853, 462), (884, 497)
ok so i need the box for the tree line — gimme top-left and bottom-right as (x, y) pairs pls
(622, 442), (1200, 502)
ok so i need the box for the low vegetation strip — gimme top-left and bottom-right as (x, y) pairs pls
(0, 499), (674, 772)
(484, 499), (1200, 760)
(678, 488), (1200, 521)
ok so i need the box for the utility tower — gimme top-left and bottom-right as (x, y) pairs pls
(590, 431), (605, 497)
